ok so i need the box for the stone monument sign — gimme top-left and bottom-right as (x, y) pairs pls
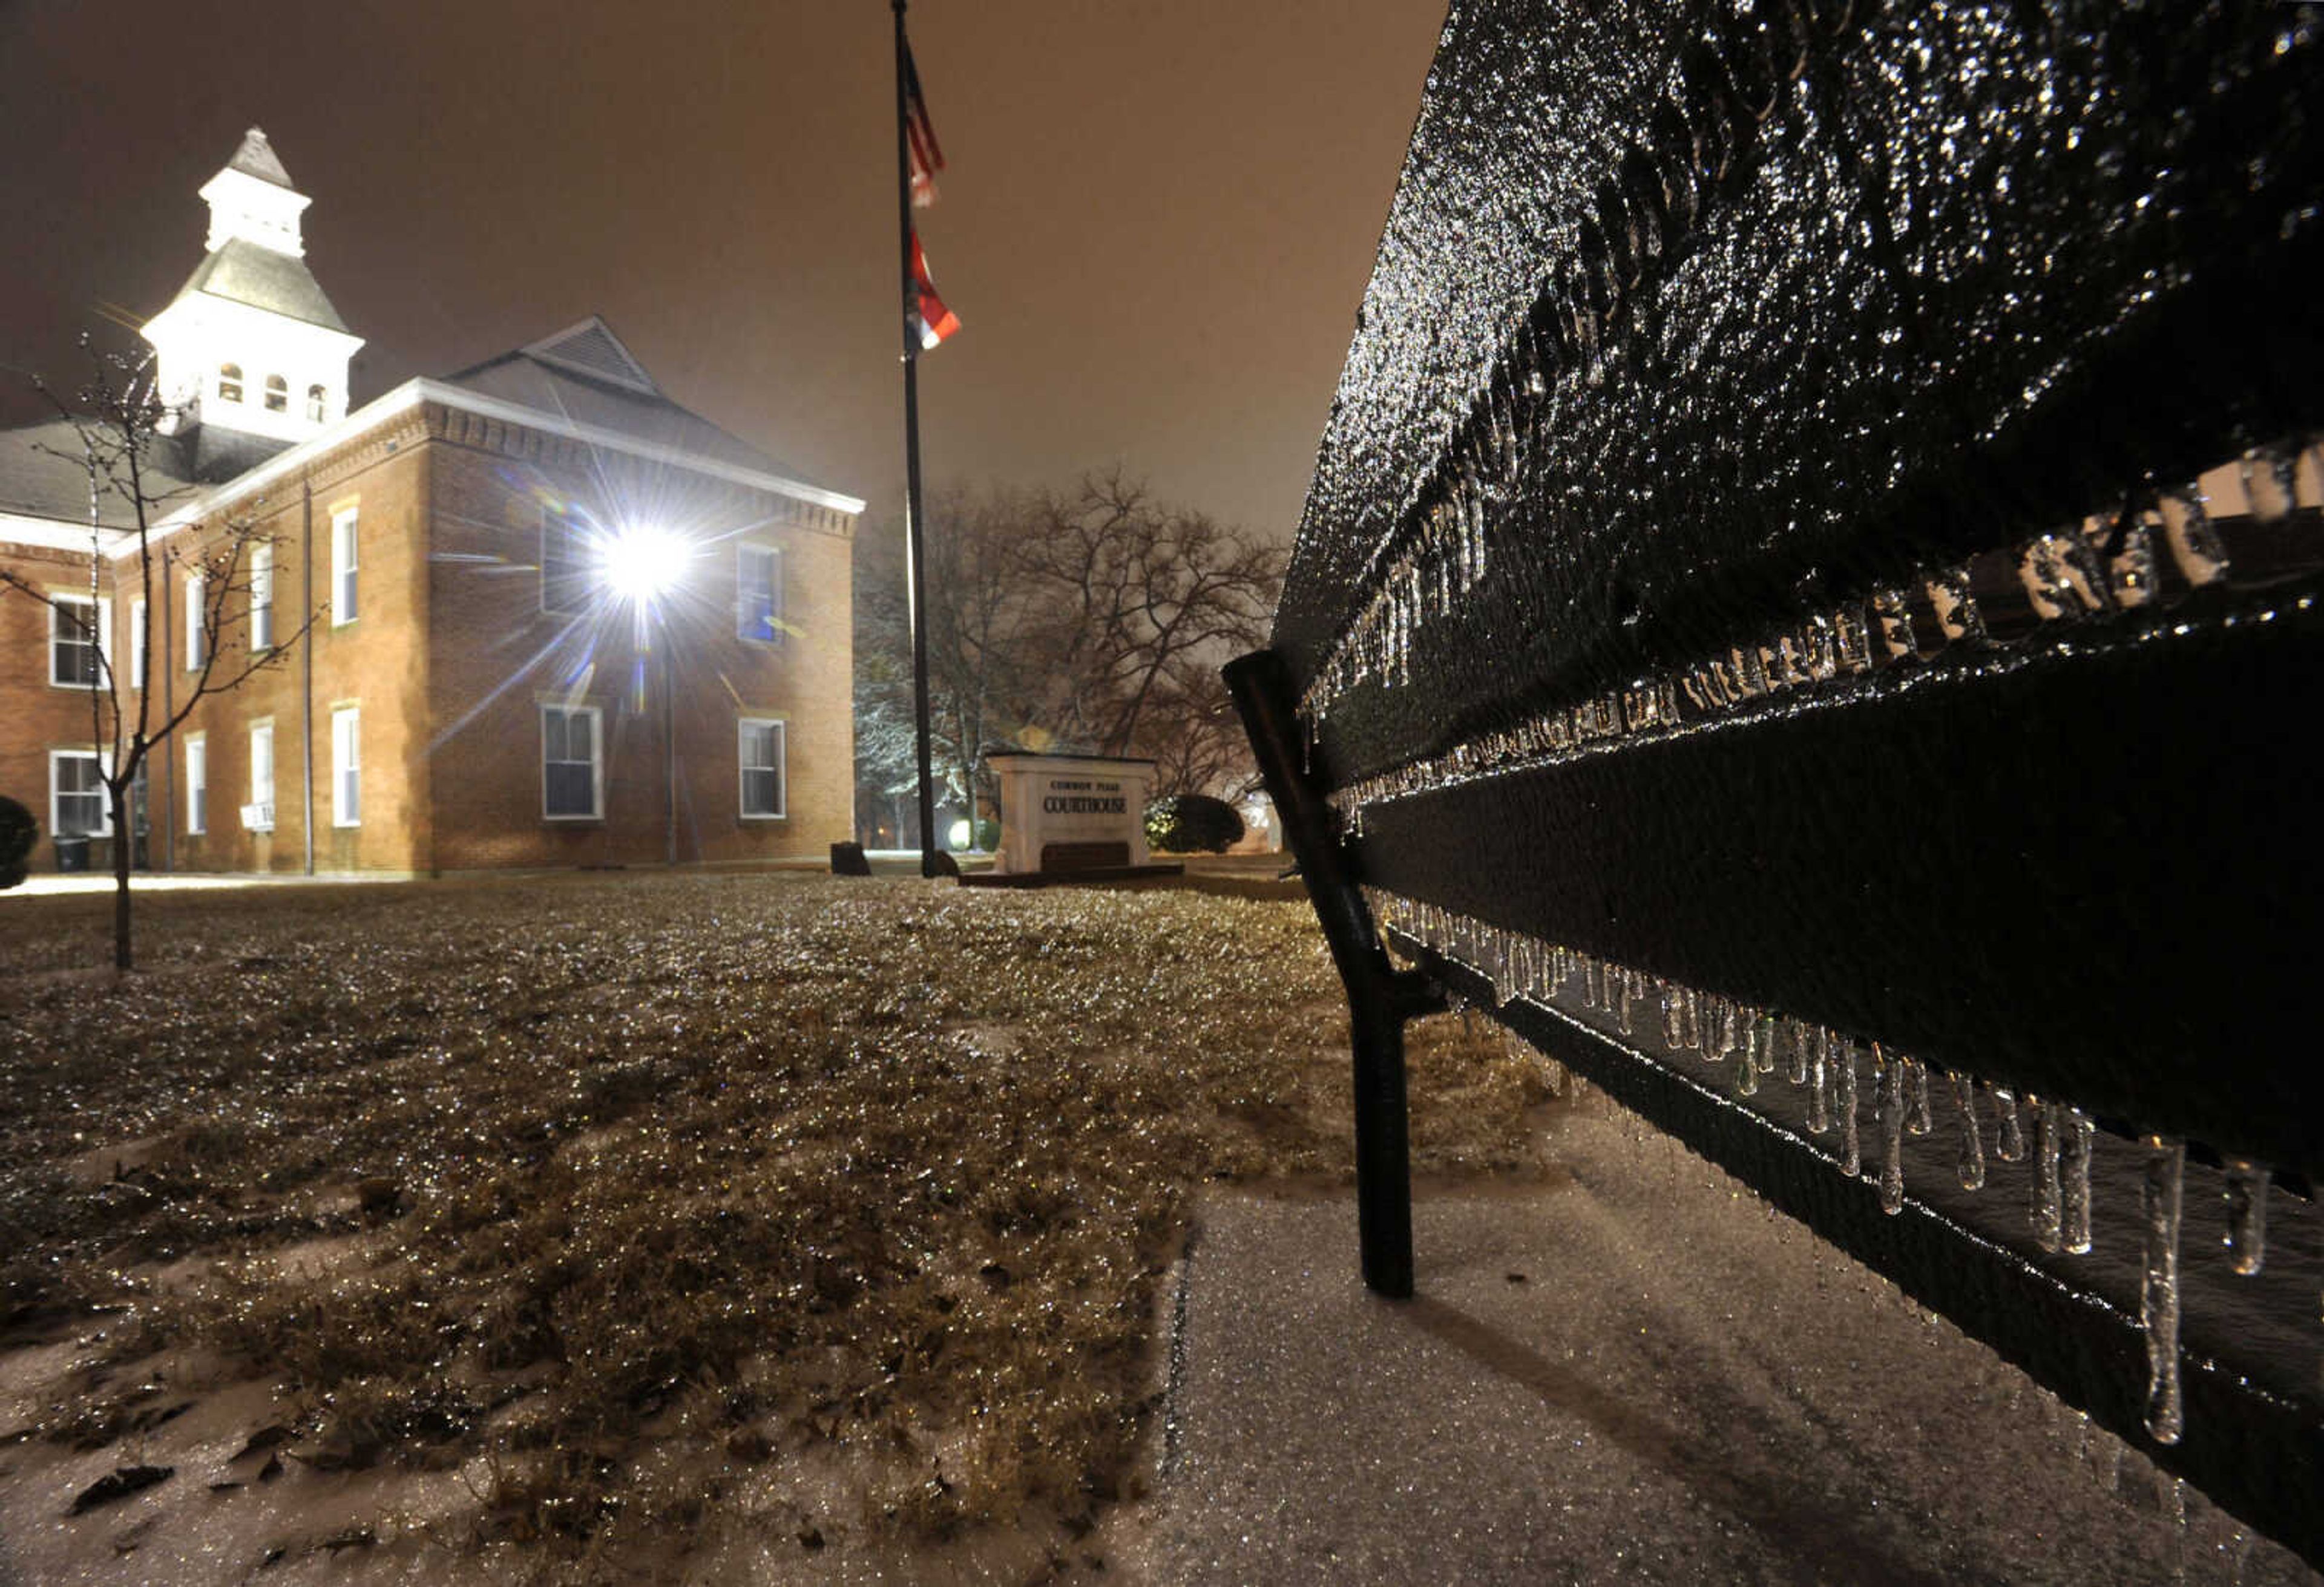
(988, 753), (1156, 877)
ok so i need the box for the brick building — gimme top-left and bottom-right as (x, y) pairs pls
(0, 129), (860, 877)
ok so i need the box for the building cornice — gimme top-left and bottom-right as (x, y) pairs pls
(0, 378), (867, 562)
(0, 512), (135, 557)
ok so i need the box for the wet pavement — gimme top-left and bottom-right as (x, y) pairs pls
(1117, 1104), (2320, 1586)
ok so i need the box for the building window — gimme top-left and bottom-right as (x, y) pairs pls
(49, 593), (108, 687)
(331, 706), (361, 826)
(332, 508), (359, 625)
(306, 384), (326, 423)
(737, 545), (783, 643)
(218, 364), (243, 403)
(248, 723), (275, 831)
(542, 705), (602, 820)
(542, 509), (589, 617)
(129, 599), (146, 686)
(738, 717), (786, 819)
(186, 572), (206, 670)
(186, 734), (208, 835)
(251, 542), (274, 652)
(50, 751), (109, 838)
(264, 375), (288, 413)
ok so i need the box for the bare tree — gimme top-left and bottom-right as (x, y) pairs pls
(852, 473), (1282, 837)
(0, 341), (314, 969)
(1011, 470), (1281, 760)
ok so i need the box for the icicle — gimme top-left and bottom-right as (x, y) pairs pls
(1991, 1085), (2026, 1162)
(1837, 1039), (1861, 1176)
(1808, 1030), (1833, 1134)
(2224, 1159), (2270, 1277)
(1787, 1018), (1810, 1086)
(1877, 1044), (1906, 1214)
(1661, 985), (1684, 1051)
(2141, 1136), (2186, 1445)
(1735, 1021), (1760, 1096)
(2061, 1110), (2093, 1255)
(1906, 1058), (1932, 1135)
(1754, 1012), (1777, 1074)
(1953, 1072), (1986, 1190)
(2030, 1101), (2064, 1252)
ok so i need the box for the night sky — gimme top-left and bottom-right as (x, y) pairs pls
(0, 2), (1447, 540)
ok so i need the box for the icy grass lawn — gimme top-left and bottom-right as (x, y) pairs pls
(0, 873), (1548, 1581)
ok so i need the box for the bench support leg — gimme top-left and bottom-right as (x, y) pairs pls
(1225, 648), (1441, 1298)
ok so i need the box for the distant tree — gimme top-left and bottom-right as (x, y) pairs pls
(853, 473), (1283, 836)
(1012, 470), (1281, 762)
(0, 340), (317, 969)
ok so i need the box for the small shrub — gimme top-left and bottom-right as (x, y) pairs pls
(0, 794), (33, 889)
(1144, 794), (1243, 854)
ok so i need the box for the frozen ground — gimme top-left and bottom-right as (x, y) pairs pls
(1115, 1101), (2322, 1587)
(2, 873), (2316, 1583)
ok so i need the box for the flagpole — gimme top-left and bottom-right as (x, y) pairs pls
(893, 0), (940, 877)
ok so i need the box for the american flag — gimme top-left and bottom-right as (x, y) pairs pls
(904, 41), (945, 208)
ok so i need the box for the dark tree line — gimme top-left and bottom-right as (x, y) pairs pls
(855, 471), (1281, 843)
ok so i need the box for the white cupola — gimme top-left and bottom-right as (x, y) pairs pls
(142, 128), (364, 456)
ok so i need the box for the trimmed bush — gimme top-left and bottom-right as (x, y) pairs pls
(0, 795), (33, 890)
(1144, 794), (1244, 855)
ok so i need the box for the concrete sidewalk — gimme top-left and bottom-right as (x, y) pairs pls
(1111, 1106), (2313, 1586)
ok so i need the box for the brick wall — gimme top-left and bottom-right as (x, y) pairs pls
(4, 401), (855, 876)
(421, 410), (855, 871)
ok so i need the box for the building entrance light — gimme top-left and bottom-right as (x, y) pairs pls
(599, 524), (685, 606)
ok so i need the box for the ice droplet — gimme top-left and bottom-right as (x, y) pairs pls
(1838, 1039), (1861, 1177)
(2224, 1158), (2270, 1277)
(2141, 1136), (2186, 1445)
(2030, 1101), (2064, 1253)
(1991, 1086), (2027, 1162)
(1877, 1045), (1906, 1214)
(1952, 1072), (1986, 1191)
(2061, 1109), (2093, 1255)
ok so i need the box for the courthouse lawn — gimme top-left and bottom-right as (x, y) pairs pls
(0, 873), (1549, 1580)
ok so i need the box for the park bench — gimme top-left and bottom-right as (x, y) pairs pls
(1228, 0), (2324, 1567)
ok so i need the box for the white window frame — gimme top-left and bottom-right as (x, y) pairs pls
(129, 598), (146, 687)
(540, 704), (604, 821)
(540, 509), (589, 617)
(185, 571), (206, 670)
(48, 592), (111, 689)
(306, 384), (326, 423)
(263, 373), (288, 413)
(736, 543), (783, 644)
(218, 364), (243, 404)
(250, 542), (274, 652)
(331, 705), (361, 827)
(737, 716), (787, 820)
(331, 508), (359, 626)
(49, 749), (111, 838)
(186, 733), (208, 836)
(247, 722), (275, 831)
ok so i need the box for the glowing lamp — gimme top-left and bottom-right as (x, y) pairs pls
(599, 525), (685, 604)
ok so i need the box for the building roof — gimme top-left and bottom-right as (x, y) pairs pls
(228, 126), (294, 189)
(440, 318), (803, 481)
(161, 237), (352, 335)
(0, 418), (196, 535)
